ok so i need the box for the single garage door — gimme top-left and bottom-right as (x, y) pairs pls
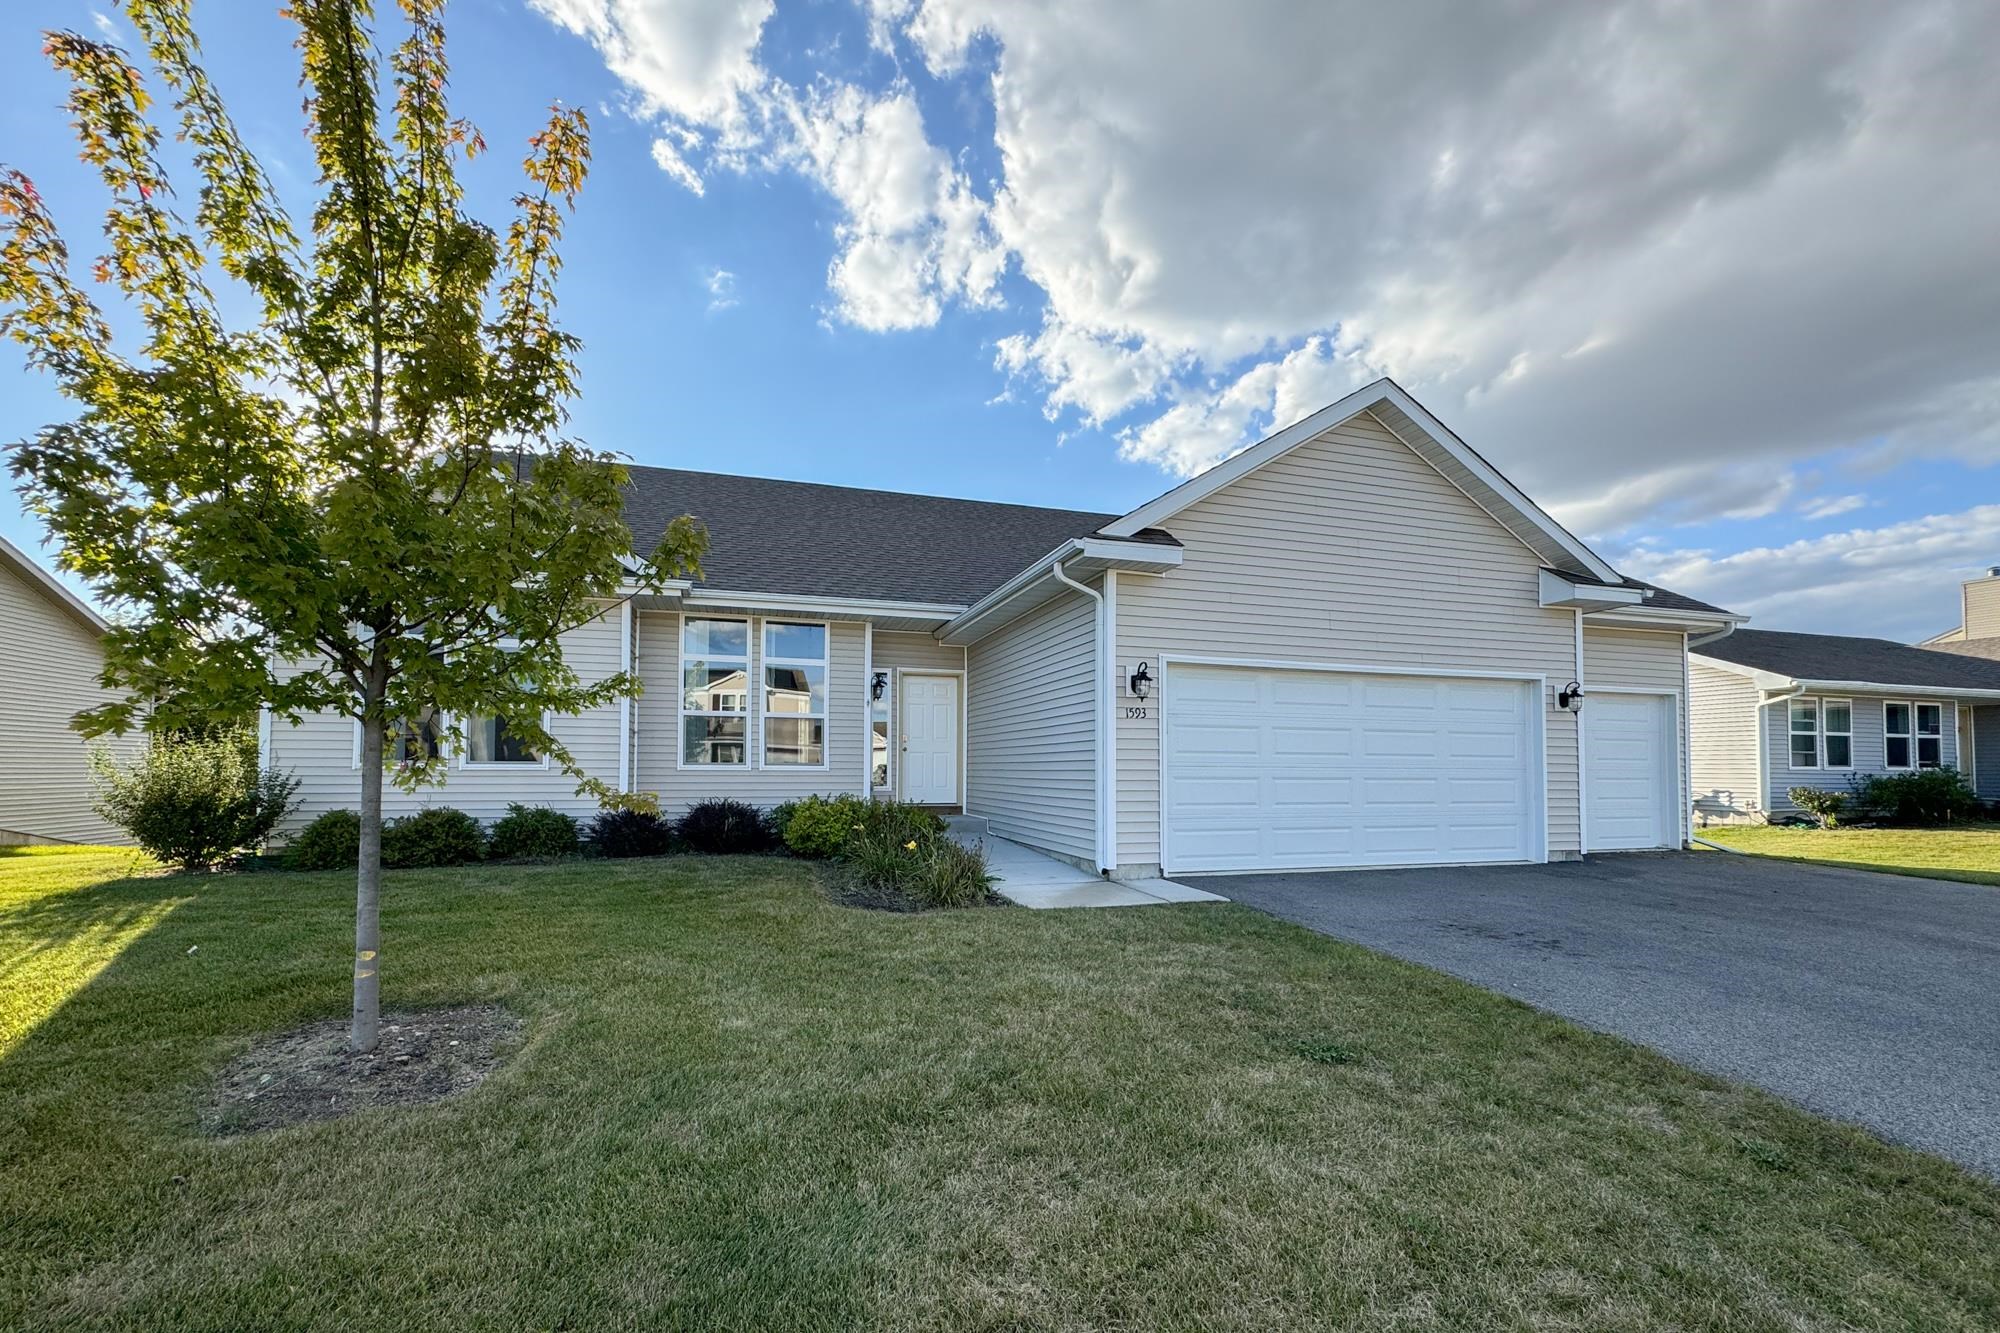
(1584, 692), (1675, 850)
(1162, 663), (1540, 873)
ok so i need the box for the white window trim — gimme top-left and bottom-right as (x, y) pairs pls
(352, 713), (452, 769)
(1884, 699), (1913, 770)
(678, 615), (752, 770)
(1915, 699), (1946, 770)
(1820, 696), (1854, 771)
(761, 619), (831, 772)
(1788, 696), (1821, 770)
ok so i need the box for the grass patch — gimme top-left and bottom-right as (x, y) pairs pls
(3, 852), (1998, 1330)
(1701, 821), (2000, 887)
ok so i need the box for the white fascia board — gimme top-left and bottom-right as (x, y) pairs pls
(1100, 377), (1623, 585)
(0, 531), (109, 634)
(1689, 653), (1793, 691)
(1584, 605), (1748, 633)
(937, 538), (1183, 646)
(1539, 569), (1647, 610)
(1793, 680), (2000, 702)
(681, 588), (967, 622)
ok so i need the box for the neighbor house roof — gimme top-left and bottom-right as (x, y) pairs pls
(619, 466), (1177, 606)
(1694, 628), (2000, 692)
(1927, 636), (2000, 664)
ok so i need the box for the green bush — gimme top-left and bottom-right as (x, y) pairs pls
(1851, 769), (1980, 827)
(588, 807), (673, 858)
(90, 729), (300, 872)
(381, 807), (487, 867)
(839, 820), (992, 909)
(780, 794), (872, 858)
(1787, 787), (1846, 829)
(488, 804), (580, 860)
(676, 798), (775, 855)
(286, 809), (361, 870)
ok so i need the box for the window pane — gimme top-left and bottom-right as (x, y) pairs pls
(469, 715), (534, 763)
(1918, 737), (1943, 769)
(1884, 703), (1910, 735)
(1823, 701), (1851, 733)
(682, 618), (746, 659)
(764, 664), (826, 715)
(764, 621), (826, 660)
(1790, 734), (1818, 767)
(1824, 734), (1851, 767)
(1789, 700), (1817, 732)
(764, 717), (825, 766)
(1916, 704), (1942, 736)
(683, 716), (746, 765)
(684, 662), (749, 712)
(391, 711), (443, 763)
(1886, 735), (1911, 768)
(871, 720), (889, 789)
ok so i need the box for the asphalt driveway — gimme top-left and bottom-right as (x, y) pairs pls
(1188, 852), (2000, 1178)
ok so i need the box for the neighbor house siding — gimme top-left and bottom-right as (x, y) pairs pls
(1688, 661), (1763, 822)
(868, 631), (966, 802)
(0, 565), (138, 845)
(633, 612), (866, 812)
(1112, 409), (1580, 873)
(1973, 705), (2000, 801)
(1582, 625), (1689, 841)
(1764, 691), (1961, 816)
(270, 601), (627, 833)
(966, 586), (1096, 865)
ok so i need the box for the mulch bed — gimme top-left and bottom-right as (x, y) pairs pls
(199, 1004), (523, 1136)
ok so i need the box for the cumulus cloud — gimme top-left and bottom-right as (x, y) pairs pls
(703, 266), (738, 312)
(1800, 494), (1867, 522)
(536, 0), (2000, 548)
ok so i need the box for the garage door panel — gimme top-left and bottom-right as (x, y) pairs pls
(1165, 664), (1538, 873)
(1584, 693), (1673, 851)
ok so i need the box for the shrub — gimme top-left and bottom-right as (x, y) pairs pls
(90, 729), (300, 872)
(1851, 769), (1981, 827)
(286, 809), (362, 871)
(589, 807), (674, 858)
(488, 804), (580, 860)
(781, 794), (872, 858)
(839, 821), (992, 909)
(381, 807), (487, 868)
(676, 798), (776, 855)
(1787, 787), (1846, 829)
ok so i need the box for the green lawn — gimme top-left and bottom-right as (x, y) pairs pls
(1700, 821), (2000, 887)
(4, 848), (1998, 1331)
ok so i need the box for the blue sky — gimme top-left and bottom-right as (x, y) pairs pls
(4, 1), (1998, 640)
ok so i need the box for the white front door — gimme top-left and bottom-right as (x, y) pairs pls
(900, 674), (960, 804)
(1585, 692), (1675, 851)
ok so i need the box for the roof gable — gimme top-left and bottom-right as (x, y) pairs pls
(1099, 378), (1621, 583)
(0, 533), (107, 636)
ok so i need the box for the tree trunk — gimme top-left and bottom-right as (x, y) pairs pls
(351, 711), (385, 1053)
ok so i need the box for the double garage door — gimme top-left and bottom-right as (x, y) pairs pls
(1161, 662), (1680, 873)
(1163, 663), (1542, 873)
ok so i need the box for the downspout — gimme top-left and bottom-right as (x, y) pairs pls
(1756, 682), (1806, 821)
(1051, 559), (1111, 874)
(1574, 609), (1587, 855)
(1689, 622), (1738, 649)
(618, 598), (634, 794)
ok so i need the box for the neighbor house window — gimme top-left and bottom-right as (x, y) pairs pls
(1820, 698), (1852, 769)
(465, 712), (537, 765)
(390, 708), (445, 764)
(763, 621), (827, 766)
(682, 617), (749, 766)
(1916, 702), (1944, 768)
(1789, 698), (1819, 769)
(1885, 702), (1913, 769)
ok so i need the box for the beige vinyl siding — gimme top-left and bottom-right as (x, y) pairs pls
(1767, 691), (1960, 816)
(270, 601), (627, 833)
(634, 612), (865, 812)
(869, 631), (966, 802)
(1964, 577), (2000, 639)
(1113, 409), (1580, 872)
(1583, 625), (1689, 841)
(0, 566), (137, 845)
(966, 585), (1096, 864)
(1688, 661), (1763, 822)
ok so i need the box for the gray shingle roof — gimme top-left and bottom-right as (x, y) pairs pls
(1696, 628), (2000, 690)
(1927, 636), (2000, 664)
(620, 465), (1175, 605)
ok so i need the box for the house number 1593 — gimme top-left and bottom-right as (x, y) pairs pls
(1123, 706), (1149, 720)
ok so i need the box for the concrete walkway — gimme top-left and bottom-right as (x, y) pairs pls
(975, 834), (1227, 910)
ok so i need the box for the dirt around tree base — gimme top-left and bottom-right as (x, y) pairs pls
(200, 1004), (522, 1136)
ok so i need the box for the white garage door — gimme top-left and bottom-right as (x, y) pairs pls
(1584, 693), (1674, 851)
(1162, 663), (1540, 874)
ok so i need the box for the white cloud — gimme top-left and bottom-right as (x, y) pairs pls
(91, 10), (118, 38)
(1800, 494), (1867, 521)
(703, 266), (738, 312)
(1614, 505), (2000, 640)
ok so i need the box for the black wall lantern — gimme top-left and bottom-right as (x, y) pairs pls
(1557, 680), (1586, 712)
(1129, 661), (1153, 699)
(870, 671), (888, 702)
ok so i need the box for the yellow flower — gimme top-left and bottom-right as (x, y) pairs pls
(904, 840), (918, 851)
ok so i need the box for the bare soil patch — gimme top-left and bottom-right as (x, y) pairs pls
(199, 1004), (522, 1135)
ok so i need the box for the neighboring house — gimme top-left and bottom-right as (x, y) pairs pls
(1920, 564), (2000, 663)
(0, 533), (135, 846)
(267, 378), (1741, 875)
(1688, 629), (2000, 823)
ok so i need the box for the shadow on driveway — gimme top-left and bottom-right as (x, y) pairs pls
(1187, 852), (2000, 1178)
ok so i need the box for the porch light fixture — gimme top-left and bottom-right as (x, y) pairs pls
(870, 671), (888, 702)
(1129, 662), (1153, 699)
(1558, 681), (1585, 712)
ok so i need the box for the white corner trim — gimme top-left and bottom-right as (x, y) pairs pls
(618, 598), (634, 793)
(1050, 559), (1112, 873)
(1574, 609), (1587, 855)
(1104, 570), (1119, 874)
